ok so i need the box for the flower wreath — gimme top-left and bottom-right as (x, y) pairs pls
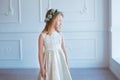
(44, 9), (58, 22)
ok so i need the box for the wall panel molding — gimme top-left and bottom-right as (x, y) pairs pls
(41, 0), (95, 22)
(39, 0), (43, 22)
(0, 0), (109, 68)
(65, 39), (97, 60)
(0, 0), (21, 23)
(0, 39), (22, 61)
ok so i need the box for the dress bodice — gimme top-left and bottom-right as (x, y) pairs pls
(38, 31), (72, 80)
(41, 31), (62, 50)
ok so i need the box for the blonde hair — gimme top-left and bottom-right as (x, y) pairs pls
(42, 9), (64, 35)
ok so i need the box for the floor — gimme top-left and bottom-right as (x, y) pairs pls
(0, 68), (119, 80)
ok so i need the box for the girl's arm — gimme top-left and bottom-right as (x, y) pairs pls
(61, 34), (68, 64)
(38, 34), (44, 70)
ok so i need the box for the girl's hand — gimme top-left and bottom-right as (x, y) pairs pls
(40, 67), (46, 78)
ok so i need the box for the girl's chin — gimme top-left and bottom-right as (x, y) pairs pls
(56, 28), (61, 32)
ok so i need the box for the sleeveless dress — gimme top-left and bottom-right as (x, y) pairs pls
(38, 31), (72, 80)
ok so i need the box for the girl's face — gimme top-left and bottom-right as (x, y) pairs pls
(55, 14), (63, 32)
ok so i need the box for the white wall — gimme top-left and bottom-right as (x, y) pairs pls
(109, 0), (120, 79)
(0, 0), (109, 68)
(110, 59), (120, 79)
(111, 0), (120, 60)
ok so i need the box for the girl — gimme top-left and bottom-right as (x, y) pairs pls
(38, 9), (72, 80)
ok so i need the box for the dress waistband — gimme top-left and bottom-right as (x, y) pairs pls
(45, 46), (61, 51)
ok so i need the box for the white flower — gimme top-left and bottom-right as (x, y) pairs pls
(44, 9), (58, 22)
(48, 14), (52, 19)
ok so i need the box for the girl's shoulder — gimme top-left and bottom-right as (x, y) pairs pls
(40, 31), (47, 39)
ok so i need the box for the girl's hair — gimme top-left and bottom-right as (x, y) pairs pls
(42, 9), (64, 34)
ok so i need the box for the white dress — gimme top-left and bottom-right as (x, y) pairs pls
(38, 31), (72, 80)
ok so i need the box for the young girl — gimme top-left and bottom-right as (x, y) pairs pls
(38, 9), (72, 80)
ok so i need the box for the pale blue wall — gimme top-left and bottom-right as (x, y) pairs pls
(0, 0), (109, 68)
